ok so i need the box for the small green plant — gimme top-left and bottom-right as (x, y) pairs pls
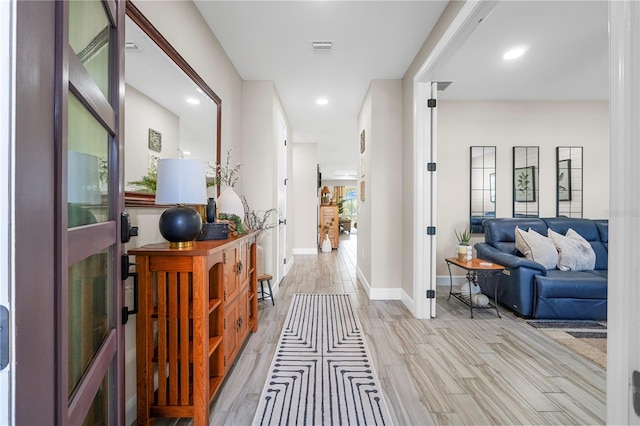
(218, 213), (245, 234)
(127, 164), (158, 193)
(455, 228), (471, 246)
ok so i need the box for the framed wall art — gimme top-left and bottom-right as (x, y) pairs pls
(558, 159), (572, 201)
(514, 166), (536, 202)
(148, 128), (162, 152)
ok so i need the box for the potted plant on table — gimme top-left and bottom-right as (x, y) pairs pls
(455, 228), (473, 262)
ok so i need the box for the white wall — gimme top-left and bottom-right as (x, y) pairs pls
(242, 80), (292, 283)
(357, 80), (403, 298)
(124, 84), (179, 183)
(292, 143), (319, 253)
(436, 100), (610, 277)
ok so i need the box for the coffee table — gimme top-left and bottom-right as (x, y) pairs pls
(445, 257), (505, 318)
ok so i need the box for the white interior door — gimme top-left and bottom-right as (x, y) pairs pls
(0, 1), (14, 423)
(277, 118), (287, 283)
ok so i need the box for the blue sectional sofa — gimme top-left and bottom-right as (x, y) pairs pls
(474, 217), (608, 320)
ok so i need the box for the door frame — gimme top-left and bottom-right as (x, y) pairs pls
(0, 0), (15, 423)
(276, 116), (287, 284)
(411, 0), (496, 319)
(608, 1), (639, 422)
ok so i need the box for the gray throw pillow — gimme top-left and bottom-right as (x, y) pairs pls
(514, 226), (558, 270)
(548, 228), (596, 271)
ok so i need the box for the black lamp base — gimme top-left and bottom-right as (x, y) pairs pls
(159, 205), (202, 249)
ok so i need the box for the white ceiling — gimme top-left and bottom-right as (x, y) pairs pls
(193, 1), (609, 179)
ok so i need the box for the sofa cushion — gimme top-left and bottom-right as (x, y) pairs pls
(514, 227), (558, 269)
(548, 228), (596, 271)
(535, 271), (607, 299)
(544, 217), (608, 269)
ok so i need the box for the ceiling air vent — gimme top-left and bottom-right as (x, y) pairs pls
(311, 41), (333, 51)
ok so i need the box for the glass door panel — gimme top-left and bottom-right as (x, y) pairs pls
(67, 247), (112, 397)
(64, 0), (121, 423)
(82, 368), (113, 426)
(68, 0), (111, 99)
(68, 94), (109, 227)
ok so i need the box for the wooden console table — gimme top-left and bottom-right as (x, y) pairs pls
(131, 233), (258, 425)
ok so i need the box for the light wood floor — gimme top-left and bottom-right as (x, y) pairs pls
(161, 233), (606, 425)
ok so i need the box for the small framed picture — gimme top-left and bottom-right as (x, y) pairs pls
(360, 129), (365, 153)
(148, 128), (162, 152)
(558, 159), (572, 201)
(360, 180), (365, 202)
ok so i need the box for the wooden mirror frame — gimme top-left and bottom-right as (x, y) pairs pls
(124, 1), (221, 207)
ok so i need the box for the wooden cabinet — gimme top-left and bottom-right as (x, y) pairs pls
(131, 233), (258, 426)
(320, 205), (339, 249)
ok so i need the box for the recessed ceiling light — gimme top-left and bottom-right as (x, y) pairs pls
(182, 151), (191, 156)
(186, 97), (200, 105)
(311, 41), (333, 51)
(503, 46), (527, 60)
(316, 98), (329, 105)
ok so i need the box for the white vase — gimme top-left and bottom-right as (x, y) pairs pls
(321, 234), (332, 253)
(457, 244), (473, 261)
(257, 244), (265, 276)
(216, 186), (244, 219)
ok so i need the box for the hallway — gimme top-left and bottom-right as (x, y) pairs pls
(156, 232), (605, 425)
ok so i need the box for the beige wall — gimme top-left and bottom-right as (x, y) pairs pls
(436, 100), (610, 278)
(124, 84), (179, 183)
(292, 143), (319, 252)
(357, 80), (403, 297)
(242, 80), (292, 283)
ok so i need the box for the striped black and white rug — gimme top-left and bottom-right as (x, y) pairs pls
(252, 293), (393, 425)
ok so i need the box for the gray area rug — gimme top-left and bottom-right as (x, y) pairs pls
(526, 320), (607, 368)
(252, 293), (393, 425)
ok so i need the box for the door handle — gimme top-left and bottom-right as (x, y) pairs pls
(121, 212), (139, 243)
(279, 218), (286, 225)
(121, 254), (138, 325)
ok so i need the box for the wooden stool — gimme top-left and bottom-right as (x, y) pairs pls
(257, 274), (275, 305)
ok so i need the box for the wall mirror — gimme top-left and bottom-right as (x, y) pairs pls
(470, 146), (496, 233)
(124, 2), (221, 206)
(556, 146), (583, 217)
(512, 146), (539, 218)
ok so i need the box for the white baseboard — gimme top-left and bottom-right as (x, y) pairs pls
(284, 256), (294, 276)
(292, 247), (318, 255)
(400, 289), (416, 314)
(126, 395), (136, 426)
(437, 275), (466, 287)
(355, 265), (402, 300)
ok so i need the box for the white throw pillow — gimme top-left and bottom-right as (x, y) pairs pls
(547, 228), (596, 271)
(514, 226), (558, 270)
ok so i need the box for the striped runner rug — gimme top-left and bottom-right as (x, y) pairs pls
(252, 293), (393, 425)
